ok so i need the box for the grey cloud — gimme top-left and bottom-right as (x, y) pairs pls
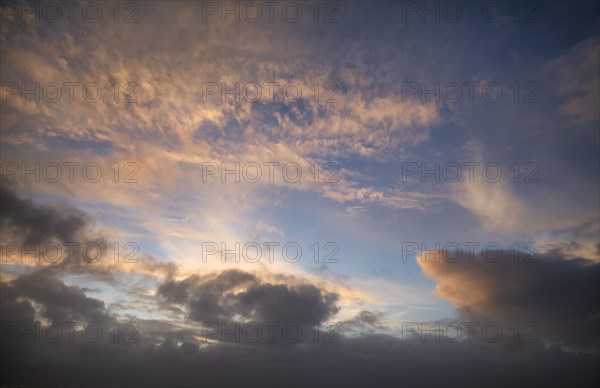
(3, 268), (112, 325)
(1, 244), (598, 387)
(0, 179), (89, 244)
(420, 250), (600, 350)
(157, 274), (201, 304)
(235, 283), (339, 325)
(546, 35), (600, 125)
(157, 270), (339, 326)
(1, 321), (598, 387)
(2, 267), (597, 388)
(339, 310), (387, 335)
(0, 180), (178, 287)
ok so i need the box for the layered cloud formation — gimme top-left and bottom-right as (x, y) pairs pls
(1, 0), (599, 386)
(1, 178), (599, 386)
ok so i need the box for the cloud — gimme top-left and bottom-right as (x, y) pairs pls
(0, 180), (178, 290)
(0, 184), (598, 386)
(418, 249), (600, 350)
(1, 258), (598, 387)
(0, 178), (90, 244)
(339, 310), (387, 335)
(1, 5), (599, 385)
(235, 282), (339, 324)
(256, 221), (286, 238)
(448, 142), (597, 241)
(1, 268), (112, 325)
(336, 205), (366, 218)
(157, 270), (339, 325)
(546, 35), (600, 126)
(0, 4), (444, 224)
(1, 314), (598, 387)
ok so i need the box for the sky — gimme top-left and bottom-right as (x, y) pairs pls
(0, 1), (599, 386)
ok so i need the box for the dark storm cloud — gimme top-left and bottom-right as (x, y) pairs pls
(1, 264), (597, 388)
(156, 274), (200, 303)
(0, 180), (122, 284)
(420, 250), (600, 350)
(1, 179), (598, 386)
(0, 180), (178, 285)
(339, 310), (387, 335)
(0, 179), (89, 244)
(157, 270), (339, 325)
(1, 322), (598, 387)
(1, 247), (598, 386)
(3, 268), (111, 325)
(235, 283), (339, 324)
(0, 282), (35, 324)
